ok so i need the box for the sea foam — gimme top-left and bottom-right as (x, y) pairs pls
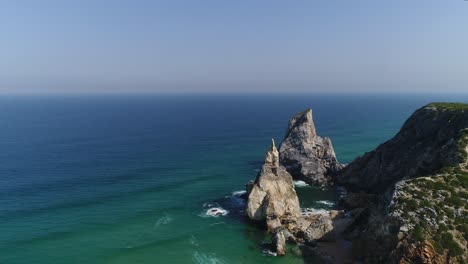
(201, 202), (229, 217)
(204, 207), (229, 217)
(193, 252), (228, 264)
(232, 190), (246, 197)
(293, 180), (309, 187)
(153, 214), (173, 230)
(315, 200), (335, 207)
(301, 208), (329, 216)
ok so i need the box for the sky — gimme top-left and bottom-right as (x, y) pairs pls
(0, 0), (467, 94)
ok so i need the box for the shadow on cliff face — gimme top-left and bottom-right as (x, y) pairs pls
(300, 241), (353, 264)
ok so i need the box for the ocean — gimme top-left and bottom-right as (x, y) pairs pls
(0, 94), (466, 264)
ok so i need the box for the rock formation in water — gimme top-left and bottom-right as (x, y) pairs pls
(279, 109), (342, 186)
(246, 139), (301, 255)
(244, 103), (468, 263)
(246, 139), (301, 222)
(246, 139), (352, 257)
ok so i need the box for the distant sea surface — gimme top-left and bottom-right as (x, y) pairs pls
(1, 94), (467, 264)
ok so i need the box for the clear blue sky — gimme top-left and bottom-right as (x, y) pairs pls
(1, 0), (467, 94)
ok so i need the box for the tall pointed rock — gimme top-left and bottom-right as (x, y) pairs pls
(279, 109), (342, 186)
(246, 139), (301, 221)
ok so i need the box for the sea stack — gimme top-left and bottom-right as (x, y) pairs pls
(247, 139), (301, 222)
(246, 139), (301, 255)
(279, 109), (342, 186)
(246, 138), (352, 257)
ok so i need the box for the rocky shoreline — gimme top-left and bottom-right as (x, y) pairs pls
(244, 103), (468, 263)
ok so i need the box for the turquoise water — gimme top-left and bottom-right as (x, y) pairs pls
(1, 94), (467, 264)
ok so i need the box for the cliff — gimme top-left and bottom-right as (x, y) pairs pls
(244, 103), (468, 263)
(337, 103), (468, 193)
(338, 103), (468, 263)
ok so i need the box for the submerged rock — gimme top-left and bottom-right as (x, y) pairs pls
(246, 139), (301, 221)
(279, 109), (342, 186)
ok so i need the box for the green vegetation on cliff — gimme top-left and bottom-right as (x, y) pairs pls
(389, 104), (468, 261)
(428, 102), (468, 111)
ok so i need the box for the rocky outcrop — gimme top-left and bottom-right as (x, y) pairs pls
(296, 210), (349, 243)
(246, 139), (301, 222)
(244, 103), (467, 263)
(279, 109), (342, 186)
(246, 139), (301, 255)
(272, 229), (287, 256)
(337, 103), (468, 193)
(245, 139), (351, 257)
(390, 239), (447, 264)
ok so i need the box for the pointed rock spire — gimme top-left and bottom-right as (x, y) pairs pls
(265, 138), (279, 167)
(279, 109), (342, 186)
(284, 109), (316, 140)
(246, 140), (300, 221)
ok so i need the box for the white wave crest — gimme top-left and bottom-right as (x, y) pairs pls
(203, 207), (229, 217)
(232, 190), (246, 197)
(153, 214), (173, 229)
(293, 180), (309, 187)
(301, 208), (329, 216)
(315, 200), (335, 206)
(193, 252), (228, 264)
(261, 249), (277, 257)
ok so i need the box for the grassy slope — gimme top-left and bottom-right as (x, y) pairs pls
(389, 103), (468, 261)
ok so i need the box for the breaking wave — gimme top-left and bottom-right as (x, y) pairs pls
(261, 249), (277, 257)
(232, 190), (246, 197)
(301, 208), (329, 216)
(193, 251), (228, 264)
(153, 214), (173, 229)
(293, 180), (309, 187)
(315, 200), (335, 207)
(200, 202), (229, 217)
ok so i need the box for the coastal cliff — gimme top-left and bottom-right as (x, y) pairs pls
(337, 103), (468, 263)
(337, 103), (468, 193)
(244, 103), (468, 263)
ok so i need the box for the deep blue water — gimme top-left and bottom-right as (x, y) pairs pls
(0, 94), (466, 264)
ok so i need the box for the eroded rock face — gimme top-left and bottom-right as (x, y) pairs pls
(390, 239), (447, 264)
(279, 109), (342, 186)
(337, 104), (468, 193)
(272, 230), (287, 256)
(302, 211), (337, 242)
(246, 139), (301, 221)
(336, 103), (468, 263)
(243, 104), (468, 262)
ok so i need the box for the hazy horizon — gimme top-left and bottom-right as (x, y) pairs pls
(1, 1), (467, 94)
